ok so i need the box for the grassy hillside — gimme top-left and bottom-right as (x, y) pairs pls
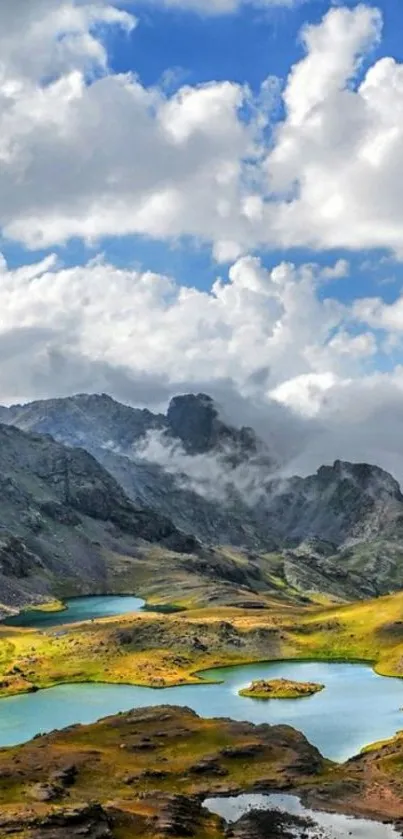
(2, 589), (403, 696)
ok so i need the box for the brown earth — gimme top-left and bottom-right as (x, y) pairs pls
(0, 704), (328, 838)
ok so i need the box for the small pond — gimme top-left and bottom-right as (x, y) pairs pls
(204, 793), (401, 838)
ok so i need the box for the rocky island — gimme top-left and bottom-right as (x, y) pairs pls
(239, 678), (324, 699)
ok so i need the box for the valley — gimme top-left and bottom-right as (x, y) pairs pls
(1, 392), (403, 836)
(3, 588), (403, 700)
(2, 0), (403, 832)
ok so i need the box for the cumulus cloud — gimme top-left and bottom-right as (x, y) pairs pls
(0, 0), (260, 253)
(2, 247), (403, 482)
(0, 1), (135, 80)
(0, 252), (369, 402)
(262, 4), (403, 256)
(0, 1), (402, 260)
(0, 58), (258, 252)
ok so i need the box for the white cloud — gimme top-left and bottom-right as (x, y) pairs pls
(133, 427), (275, 503)
(0, 1), (402, 262)
(270, 372), (340, 418)
(0, 254), (309, 394)
(261, 5), (403, 256)
(277, 369), (403, 484)
(354, 294), (403, 332)
(2, 247), (403, 483)
(0, 45), (257, 252)
(0, 1), (135, 80)
(0, 251), (373, 406)
(320, 259), (350, 281)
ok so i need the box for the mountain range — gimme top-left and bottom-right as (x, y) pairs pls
(1, 391), (403, 610)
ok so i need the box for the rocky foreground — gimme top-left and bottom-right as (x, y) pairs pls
(0, 704), (327, 838)
(0, 705), (402, 838)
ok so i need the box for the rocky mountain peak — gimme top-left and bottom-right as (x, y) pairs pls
(5, 393), (165, 452)
(167, 393), (223, 454)
(4, 391), (403, 604)
(166, 392), (263, 461)
(316, 460), (402, 499)
(0, 419), (199, 611)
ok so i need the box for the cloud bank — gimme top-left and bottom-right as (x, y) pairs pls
(1, 2), (403, 484)
(3, 250), (403, 483)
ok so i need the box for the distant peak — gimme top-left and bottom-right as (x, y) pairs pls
(168, 393), (215, 410)
(71, 392), (115, 405)
(166, 393), (220, 454)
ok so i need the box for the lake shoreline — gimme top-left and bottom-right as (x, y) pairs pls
(204, 792), (403, 836)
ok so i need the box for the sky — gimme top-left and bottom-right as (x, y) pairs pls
(2, 0), (403, 476)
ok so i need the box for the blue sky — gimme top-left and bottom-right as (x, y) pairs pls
(2, 0), (403, 457)
(104, 0), (402, 305)
(3, 0), (400, 304)
(108, 0), (403, 91)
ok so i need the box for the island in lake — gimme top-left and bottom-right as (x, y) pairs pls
(239, 678), (325, 699)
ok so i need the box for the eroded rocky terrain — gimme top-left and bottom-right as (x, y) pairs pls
(0, 704), (401, 839)
(0, 704), (328, 838)
(0, 422), (201, 614)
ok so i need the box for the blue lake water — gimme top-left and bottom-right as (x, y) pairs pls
(0, 659), (403, 760)
(3, 595), (145, 628)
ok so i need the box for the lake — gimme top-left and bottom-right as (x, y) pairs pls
(2, 595), (145, 628)
(0, 659), (402, 760)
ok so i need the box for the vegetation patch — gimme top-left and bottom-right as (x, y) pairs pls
(2, 589), (403, 698)
(239, 678), (324, 699)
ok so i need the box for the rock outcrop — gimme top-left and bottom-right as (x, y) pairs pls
(0, 705), (328, 838)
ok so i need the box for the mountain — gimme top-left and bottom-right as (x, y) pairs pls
(3, 392), (403, 601)
(3, 391), (267, 460)
(2, 392), (277, 549)
(0, 422), (202, 613)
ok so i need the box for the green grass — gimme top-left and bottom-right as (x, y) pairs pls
(239, 678), (324, 699)
(2, 589), (403, 697)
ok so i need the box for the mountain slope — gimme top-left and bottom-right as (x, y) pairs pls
(2, 392), (278, 549)
(3, 392), (403, 601)
(0, 422), (200, 613)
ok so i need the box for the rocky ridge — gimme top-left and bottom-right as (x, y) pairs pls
(3, 392), (403, 600)
(0, 704), (401, 838)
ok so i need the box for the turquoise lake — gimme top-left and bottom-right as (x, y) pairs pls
(3, 595), (145, 628)
(2, 596), (403, 764)
(1, 658), (403, 760)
